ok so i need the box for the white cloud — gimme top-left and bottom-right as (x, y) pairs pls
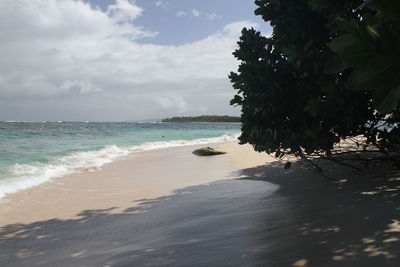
(59, 80), (101, 95)
(156, 96), (188, 113)
(190, 9), (221, 20)
(207, 12), (221, 21)
(0, 0), (260, 121)
(155, 1), (167, 8)
(192, 9), (201, 18)
(223, 21), (257, 35)
(177, 11), (187, 17)
(107, 0), (143, 22)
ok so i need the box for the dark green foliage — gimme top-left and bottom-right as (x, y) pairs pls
(192, 147), (227, 156)
(230, 0), (400, 158)
(162, 115), (240, 123)
(328, 0), (400, 113)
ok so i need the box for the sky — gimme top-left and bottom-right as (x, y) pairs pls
(0, 0), (271, 121)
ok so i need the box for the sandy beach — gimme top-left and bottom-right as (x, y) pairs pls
(0, 142), (273, 226)
(0, 142), (399, 266)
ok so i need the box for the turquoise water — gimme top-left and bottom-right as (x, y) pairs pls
(0, 121), (240, 198)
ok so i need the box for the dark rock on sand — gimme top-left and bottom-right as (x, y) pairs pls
(192, 147), (227, 156)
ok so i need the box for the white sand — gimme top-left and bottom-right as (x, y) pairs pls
(0, 142), (273, 226)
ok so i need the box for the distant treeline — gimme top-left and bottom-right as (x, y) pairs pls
(162, 115), (240, 123)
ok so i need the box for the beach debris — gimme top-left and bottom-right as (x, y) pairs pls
(192, 147), (227, 156)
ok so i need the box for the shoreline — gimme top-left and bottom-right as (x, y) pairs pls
(0, 142), (398, 266)
(1, 142), (399, 266)
(0, 134), (239, 201)
(0, 142), (274, 226)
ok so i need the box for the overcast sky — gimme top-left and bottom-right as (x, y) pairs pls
(0, 0), (271, 121)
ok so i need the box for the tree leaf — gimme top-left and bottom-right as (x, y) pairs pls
(328, 34), (359, 54)
(370, 0), (400, 22)
(324, 55), (347, 74)
(335, 18), (362, 38)
(339, 41), (374, 68)
(373, 85), (400, 113)
(353, 57), (400, 91)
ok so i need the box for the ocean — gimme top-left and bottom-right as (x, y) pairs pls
(0, 121), (240, 199)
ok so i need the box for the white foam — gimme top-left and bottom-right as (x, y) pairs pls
(0, 134), (238, 199)
(3, 120), (36, 123)
(128, 134), (237, 152)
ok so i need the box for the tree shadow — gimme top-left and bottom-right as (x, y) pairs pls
(0, 160), (399, 266)
(237, 160), (400, 266)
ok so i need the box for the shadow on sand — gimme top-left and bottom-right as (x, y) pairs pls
(0, 161), (399, 266)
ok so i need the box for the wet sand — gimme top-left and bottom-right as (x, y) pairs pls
(0, 142), (399, 266)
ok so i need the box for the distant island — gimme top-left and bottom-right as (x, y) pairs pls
(162, 115), (241, 123)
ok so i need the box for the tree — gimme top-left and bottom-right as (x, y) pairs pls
(230, 0), (399, 163)
(329, 0), (400, 114)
